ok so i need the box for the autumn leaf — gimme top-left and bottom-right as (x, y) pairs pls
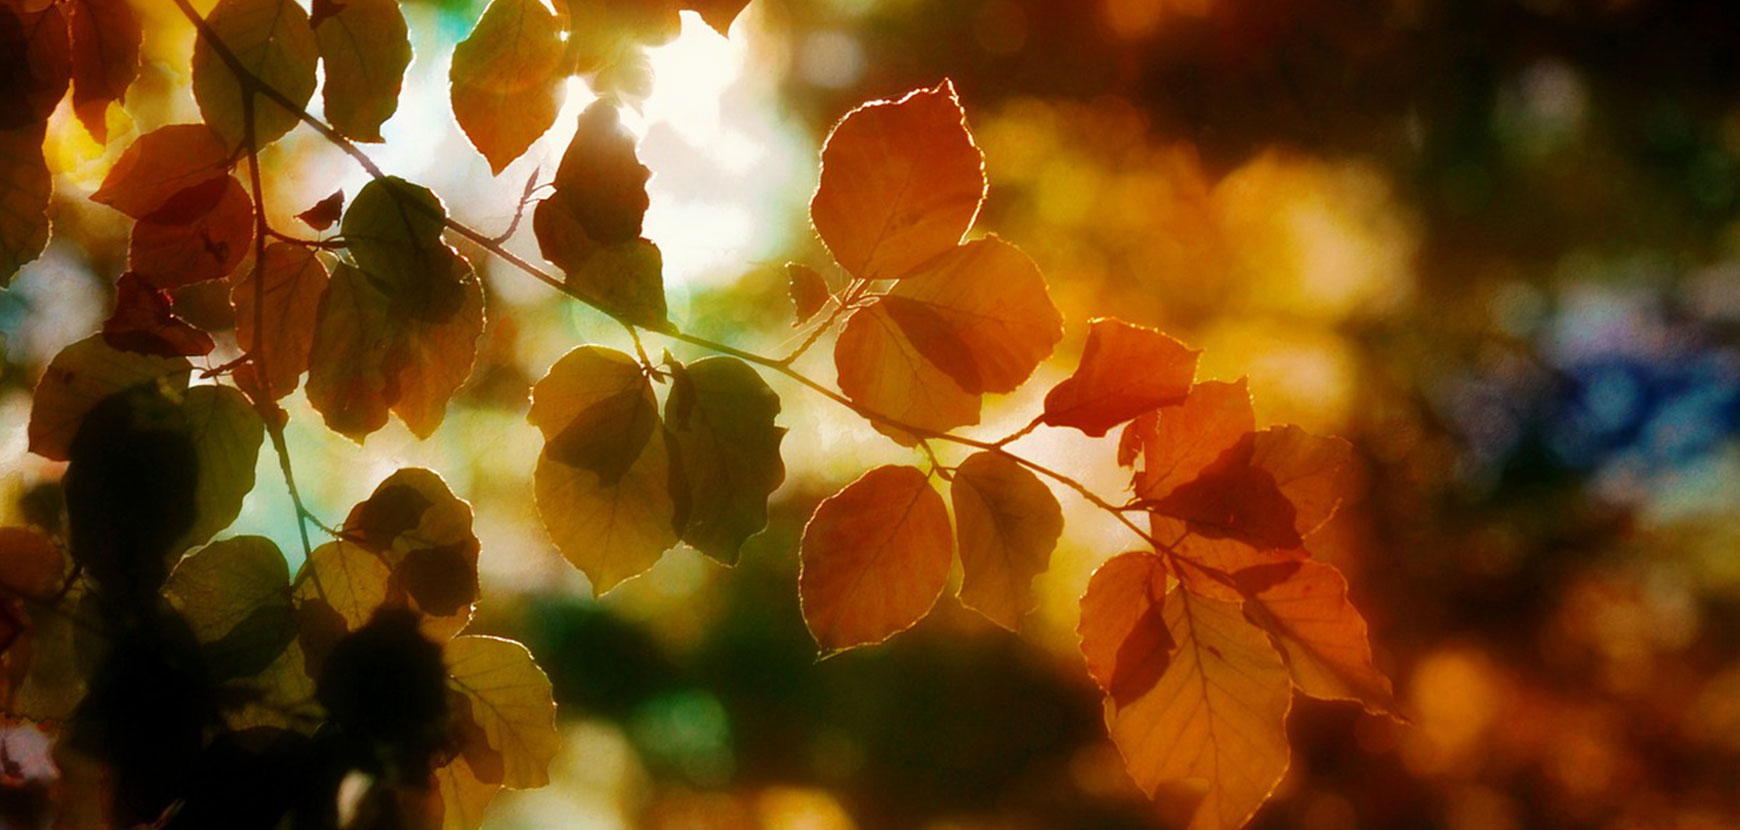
(0, 1), (70, 128)
(1, 123), (51, 285)
(875, 235), (1061, 395)
(1081, 554), (1292, 830)
(1236, 560), (1400, 718)
(432, 754), (501, 830)
(190, 0), (320, 149)
(102, 272), (216, 358)
(164, 535), (294, 679)
(232, 242), (329, 398)
(786, 262), (829, 326)
(27, 334), (191, 461)
(444, 635), (560, 789)
(176, 385), (266, 552)
(127, 175), (255, 288)
(799, 465), (952, 651)
(530, 345), (680, 593)
(664, 356), (787, 564)
(312, 0), (410, 143)
(340, 176), (461, 312)
(65, 0), (141, 143)
(450, 0), (567, 174)
(834, 302), (979, 445)
(950, 451), (1062, 630)
(342, 468), (482, 641)
(296, 189), (344, 230)
(810, 80), (985, 281)
(293, 539), (392, 633)
(1042, 318), (1200, 437)
(1127, 378), (1254, 502)
(532, 101), (670, 331)
(0, 527), (65, 601)
(91, 124), (232, 220)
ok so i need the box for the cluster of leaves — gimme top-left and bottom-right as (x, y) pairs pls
(0, 1), (1396, 828)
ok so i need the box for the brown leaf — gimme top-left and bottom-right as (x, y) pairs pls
(102, 271), (216, 357)
(128, 175), (255, 288)
(295, 189), (344, 231)
(27, 334), (191, 461)
(786, 262), (829, 326)
(190, 0), (320, 149)
(449, 0), (567, 174)
(232, 243), (329, 398)
(811, 80), (985, 280)
(91, 123), (232, 220)
(1042, 318), (1200, 437)
(1078, 551), (1174, 706)
(343, 468), (482, 640)
(0, 2), (69, 129)
(1, 122), (51, 286)
(798, 465), (952, 651)
(65, 0), (141, 143)
(950, 451), (1062, 631)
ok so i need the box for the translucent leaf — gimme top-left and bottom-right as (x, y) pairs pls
(232, 242), (329, 398)
(950, 451), (1061, 631)
(101, 272), (215, 358)
(292, 540), (391, 633)
(534, 429), (679, 595)
(313, 0), (410, 143)
(127, 175), (255, 288)
(1236, 560), (1400, 718)
(0, 122), (51, 285)
(810, 80), (984, 280)
(175, 385), (265, 553)
(190, 0), (319, 148)
(433, 754), (501, 830)
(165, 535), (290, 645)
(91, 124), (231, 219)
(1042, 318), (1200, 437)
(449, 0), (566, 174)
(444, 635), (559, 789)
(66, 0), (141, 143)
(295, 188), (343, 231)
(799, 465), (952, 651)
(1077, 552), (1173, 706)
(1128, 379), (1254, 502)
(27, 334), (191, 461)
(834, 302), (978, 446)
(342, 468), (481, 641)
(664, 356), (786, 564)
(527, 345), (658, 488)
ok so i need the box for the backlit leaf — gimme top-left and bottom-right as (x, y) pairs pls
(0, 122), (51, 285)
(950, 451), (1061, 630)
(450, 0), (566, 174)
(91, 124), (232, 220)
(786, 262), (829, 326)
(127, 175), (255, 288)
(1237, 560), (1400, 718)
(313, 0), (411, 143)
(527, 345), (658, 488)
(295, 188), (343, 231)
(166, 536), (290, 644)
(1247, 425), (1355, 539)
(433, 755), (501, 830)
(664, 356), (786, 564)
(798, 465), (952, 651)
(811, 80), (984, 280)
(27, 334), (191, 461)
(877, 235), (1061, 395)
(342, 468), (481, 641)
(176, 384), (266, 552)
(102, 272), (216, 358)
(684, 0), (752, 36)
(232, 242), (329, 398)
(1042, 318), (1200, 437)
(191, 0), (320, 149)
(1082, 563), (1291, 830)
(444, 635), (559, 789)
(1129, 379), (1254, 502)
(0, 1), (70, 128)
(834, 302), (978, 445)
(1147, 426), (1352, 561)
(0, 527), (65, 599)
(66, 0), (141, 143)
(293, 540), (391, 633)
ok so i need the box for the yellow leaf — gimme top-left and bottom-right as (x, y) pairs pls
(444, 635), (560, 789)
(449, 0), (566, 174)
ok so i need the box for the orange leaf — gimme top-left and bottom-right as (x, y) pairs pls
(799, 465), (952, 651)
(450, 0), (567, 174)
(1082, 567), (1292, 830)
(810, 80), (985, 281)
(128, 175), (255, 288)
(1128, 378), (1254, 502)
(1042, 318), (1199, 437)
(834, 302), (978, 445)
(65, 0), (141, 144)
(683, 0), (750, 36)
(951, 451), (1062, 630)
(877, 235), (1062, 395)
(232, 242), (330, 398)
(91, 124), (231, 220)
(786, 262), (828, 326)
(1247, 425), (1355, 539)
(102, 272), (215, 357)
(1237, 559), (1401, 718)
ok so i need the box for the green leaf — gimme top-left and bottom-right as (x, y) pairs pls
(449, 0), (567, 173)
(27, 334), (191, 461)
(175, 385), (266, 552)
(528, 346), (658, 487)
(190, 0), (320, 149)
(165, 535), (290, 644)
(0, 122), (50, 286)
(312, 0), (410, 143)
(444, 635), (560, 789)
(664, 356), (786, 564)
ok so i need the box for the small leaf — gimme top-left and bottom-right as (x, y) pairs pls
(295, 189), (344, 231)
(1042, 318), (1200, 437)
(834, 302), (978, 446)
(449, 0), (567, 174)
(102, 272), (216, 357)
(191, 0), (320, 149)
(664, 356), (786, 564)
(66, 0), (142, 144)
(28, 334), (191, 461)
(798, 465), (952, 651)
(1129, 379), (1254, 502)
(1, 122), (51, 285)
(444, 635), (560, 789)
(91, 123), (232, 219)
(313, 0), (411, 143)
(950, 451), (1062, 630)
(786, 262), (828, 326)
(232, 242), (329, 398)
(876, 235), (1062, 395)
(527, 345), (658, 488)
(1237, 559), (1401, 718)
(127, 175), (255, 288)
(811, 80), (985, 280)
(683, 0), (752, 36)
(176, 384), (266, 552)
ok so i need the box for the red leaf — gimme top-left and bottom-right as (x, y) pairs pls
(128, 175), (255, 288)
(102, 272), (216, 357)
(92, 123), (232, 219)
(1042, 318), (1200, 437)
(66, 0), (141, 143)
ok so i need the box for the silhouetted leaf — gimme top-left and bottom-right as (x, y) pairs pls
(1042, 318), (1200, 437)
(343, 468), (481, 640)
(65, 0), (141, 143)
(191, 0), (319, 148)
(684, 0), (751, 35)
(91, 123), (232, 219)
(296, 188), (343, 230)
(950, 451), (1061, 630)
(799, 465), (952, 651)
(102, 272), (216, 358)
(232, 242), (329, 398)
(786, 262), (828, 326)
(443, 635), (559, 789)
(176, 385), (265, 552)
(449, 0), (566, 174)
(28, 335), (190, 461)
(127, 175), (255, 288)
(0, 527), (65, 600)
(313, 0), (410, 143)
(1, 122), (51, 285)
(318, 608), (450, 776)
(664, 356), (786, 564)
(0, 1), (69, 128)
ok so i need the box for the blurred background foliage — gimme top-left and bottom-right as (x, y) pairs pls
(4, 0), (1740, 827)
